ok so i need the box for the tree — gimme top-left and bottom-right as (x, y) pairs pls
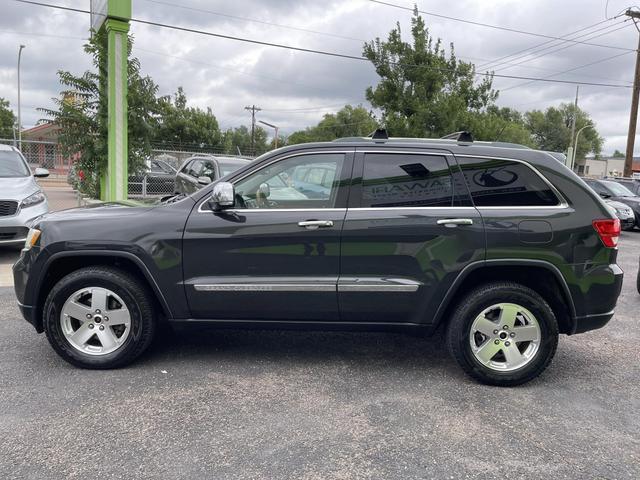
(363, 7), (496, 138)
(0, 98), (16, 140)
(287, 105), (378, 144)
(42, 30), (161, 197)
(221, 125), (269, 156)
(612, 149), (624, 158)
(525, 103), (603, 159)
(464, 106), (535, 147)
(154, 87), (223, 152)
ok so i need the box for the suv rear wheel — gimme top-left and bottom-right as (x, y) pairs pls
(446, 282), (559, 386)
(43, 266), (156, 369)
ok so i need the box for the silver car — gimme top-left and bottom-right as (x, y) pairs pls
(0, 144), (50, 247)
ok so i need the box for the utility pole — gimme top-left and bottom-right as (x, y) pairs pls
(245, 105), (261, 155)
(567, 85), (579, 170)
(17, 44), (25, 151)
(624, 9), (640, 177)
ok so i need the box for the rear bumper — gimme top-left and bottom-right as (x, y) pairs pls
(569, 263), (623, 334)
(573, 311), (614, 334)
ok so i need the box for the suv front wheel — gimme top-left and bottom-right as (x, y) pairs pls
(43, 266), (156, 369)
(446, 282), (559, 386)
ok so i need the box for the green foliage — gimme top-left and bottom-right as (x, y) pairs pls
(363, 7), (496, 138)
(612, 149), (625, 158)
(0, 98), (16, 139)
(221, 125), (269, 156)
(154, 87), (223, 152)
(42, 30), (161, 197)
(525, 103), (603, 159)
(287, 105), (378, 144)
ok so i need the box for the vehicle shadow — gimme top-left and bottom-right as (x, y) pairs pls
(143, 325), (454, 372)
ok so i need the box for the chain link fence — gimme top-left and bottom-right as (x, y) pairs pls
(0, 139), (71, 178)
(1, 139), (255, 200)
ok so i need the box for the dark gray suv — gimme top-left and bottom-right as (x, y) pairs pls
(13, 134), (623, 386)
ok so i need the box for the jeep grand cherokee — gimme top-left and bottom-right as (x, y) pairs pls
(13, 133), (623, 386)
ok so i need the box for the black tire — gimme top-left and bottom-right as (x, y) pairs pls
(446, 281), (559, 387)
(43, 266), (156, 369)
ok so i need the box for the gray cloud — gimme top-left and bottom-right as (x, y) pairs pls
(0, 0), (638, 153)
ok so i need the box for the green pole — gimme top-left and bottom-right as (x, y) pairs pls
(100, 0), (131, 201)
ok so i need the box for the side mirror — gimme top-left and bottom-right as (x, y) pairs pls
(209, 182), (235, 211)
(197, 176), (212, 186)
(34, 168), (49, 178)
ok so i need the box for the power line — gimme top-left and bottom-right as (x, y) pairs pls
(367, 0), (634, 51)
(140, 0), (366, 43)
(493, 22), (633, 74)
(12, 0), (634, 89)
(477, 18), (618, 70)
(481, 20), (629, 71)
(499, 50), (635, 92)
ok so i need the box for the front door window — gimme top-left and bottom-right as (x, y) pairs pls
(233, 153), (345, 209)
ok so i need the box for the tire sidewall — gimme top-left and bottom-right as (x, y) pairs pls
(452, 285), (558, 386)
(44, 270), (150, 368)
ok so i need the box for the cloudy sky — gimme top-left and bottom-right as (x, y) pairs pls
(0, 0), (637, 154)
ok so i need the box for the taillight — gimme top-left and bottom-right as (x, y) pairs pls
(592, 218), (621, 248)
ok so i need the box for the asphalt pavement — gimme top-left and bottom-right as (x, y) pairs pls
(0, 232), (638, 479)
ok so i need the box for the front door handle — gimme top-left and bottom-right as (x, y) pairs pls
(436, 218), (474, 227)
(298, 220), (334, 230)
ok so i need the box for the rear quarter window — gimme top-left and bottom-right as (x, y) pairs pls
(457, 157), (560, 207)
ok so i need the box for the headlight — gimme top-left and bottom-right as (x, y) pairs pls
(23, 228), (41, 251)
(21, 190), (46, 208)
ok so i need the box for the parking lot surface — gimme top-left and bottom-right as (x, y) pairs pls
(0, 233), (638, 479)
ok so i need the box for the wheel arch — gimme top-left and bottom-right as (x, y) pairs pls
(34, 250), (173, 332)
(432, 259), (577, 335)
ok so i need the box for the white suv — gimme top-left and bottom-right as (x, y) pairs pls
(0, 144), (50, 247)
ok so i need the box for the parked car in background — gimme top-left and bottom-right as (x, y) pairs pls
(605, 176), (640, 196)
(605, 200), (635, 230)
(128, 159), (177, 197)
(13, 133), (624, 386)
(174, 155), (252, 195)
(0, 144), (49, 247)
(583, 178), (640, 228)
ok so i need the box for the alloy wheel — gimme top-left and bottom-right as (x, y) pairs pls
(59, 287), (131, 356)
(469, 303), (541, 372)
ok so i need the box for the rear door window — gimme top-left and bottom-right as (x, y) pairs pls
(457, 157), (560, 207)
(360, 153), (453, 208)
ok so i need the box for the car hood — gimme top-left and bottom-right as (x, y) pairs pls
(42, 202), (155, 222)
(613, 196), (640, 208)
(0, 176), (40, 200)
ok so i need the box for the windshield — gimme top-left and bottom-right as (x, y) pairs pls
(601, 180), (637, 197)
(218, 161), (247, 177)
(0, 151), (30, 178)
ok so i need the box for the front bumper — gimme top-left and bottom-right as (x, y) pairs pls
(0, 200), (49, 245)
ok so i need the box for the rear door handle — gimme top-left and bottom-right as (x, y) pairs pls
(298, 220), (334, 230)
(436, 218), (474, 227)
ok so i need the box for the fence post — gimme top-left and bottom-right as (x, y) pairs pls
(142, 175), (147, 199)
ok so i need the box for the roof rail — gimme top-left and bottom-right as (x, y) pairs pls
(440, 131), (474, 143)
(369, 128), (389, 140)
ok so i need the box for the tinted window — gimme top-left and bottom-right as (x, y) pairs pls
(218, 160), (247, 177)
(361, 154), (453, 208)
(600, 180), (637, 197)
(234, 153), (345, 209)
(0, 151), (30, 178)
(459, 157), (560, 207)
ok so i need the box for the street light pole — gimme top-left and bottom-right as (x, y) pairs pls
(571, 124), (591, 173)
(258, 120), (279, 149)
(17, 44), (25, 150)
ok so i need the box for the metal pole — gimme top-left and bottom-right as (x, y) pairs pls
(258, 120), (279, 150)
(567, 85), (579, 166)
(17, 44), (25, 151)
(572, 124), (590, 172)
